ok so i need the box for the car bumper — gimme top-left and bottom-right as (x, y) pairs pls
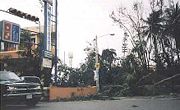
(3, 92), (42, 97)
(2, 92), (42, 104)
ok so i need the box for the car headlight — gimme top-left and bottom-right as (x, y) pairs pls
(7, 86), (16, 91)
(34, 85), (41, 89)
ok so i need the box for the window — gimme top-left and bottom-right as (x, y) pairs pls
(1, 42), (17, 51)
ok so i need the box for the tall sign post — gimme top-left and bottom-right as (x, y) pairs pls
(44, 0), (52, 51)
(43, 1), (53, 51)
(54, 0), (58, 85)
(43, 0), (58, 85)
(42, 0), (54, 77)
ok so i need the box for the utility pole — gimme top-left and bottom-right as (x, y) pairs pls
(94, 33), (115, 93)
(54, 0), (58, 85)
(95, 35), (100, 92)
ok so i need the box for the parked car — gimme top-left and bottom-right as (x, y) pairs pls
(0, 71), (42, 106)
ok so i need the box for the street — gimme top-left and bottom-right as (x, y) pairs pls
(3, 97), (180, 110)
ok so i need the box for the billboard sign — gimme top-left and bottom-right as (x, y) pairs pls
(42, 58), (52, 68)
(47, 4), (52, 51)
(3, 21), (11, 41)
(12, 24), (20, 43)
(0, 20), (20, 44)
(44, 2), (52, 52)
(44, 50), (53, 59)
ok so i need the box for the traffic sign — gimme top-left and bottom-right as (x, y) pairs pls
(44, 50), (53, 59)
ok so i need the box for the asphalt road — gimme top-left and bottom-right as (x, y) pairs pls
(3, 97), (180, 110)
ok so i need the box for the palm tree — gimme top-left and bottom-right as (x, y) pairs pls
(101, 49), (117, 84)
(101, 49), (117, 68)
(143, 8), (164, 70)
(164, 2), (180, 61)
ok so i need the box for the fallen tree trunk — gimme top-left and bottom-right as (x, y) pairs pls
(154, 74), (180, 86)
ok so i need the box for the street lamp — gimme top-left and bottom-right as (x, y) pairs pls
(94, 33), (115, 92)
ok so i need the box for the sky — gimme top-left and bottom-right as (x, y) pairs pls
(58, 0), (125, 67)
(0, 0), (150, 67)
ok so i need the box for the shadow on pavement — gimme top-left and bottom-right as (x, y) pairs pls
(1, 104), (41, 110)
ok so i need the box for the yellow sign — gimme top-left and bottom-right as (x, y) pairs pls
(95, 63), (100, 69)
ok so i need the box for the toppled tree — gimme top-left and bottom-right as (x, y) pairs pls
(110, 0), (180, 95)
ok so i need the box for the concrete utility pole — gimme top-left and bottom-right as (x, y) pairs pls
(94, 33), (115, 92)
(95, 35), (100, 92)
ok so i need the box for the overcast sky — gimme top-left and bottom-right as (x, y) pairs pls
(0, 0), (154, 67)
(58, 0), (126, 67)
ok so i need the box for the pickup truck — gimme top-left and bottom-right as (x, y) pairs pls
(0, 71), (42, 107)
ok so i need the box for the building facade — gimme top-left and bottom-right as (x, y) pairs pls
(0, 23), (55, 70)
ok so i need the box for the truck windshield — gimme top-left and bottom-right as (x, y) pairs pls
(0, 71), (21, 81)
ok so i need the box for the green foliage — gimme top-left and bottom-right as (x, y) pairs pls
(17, 31), (42, 76)
(108, 0), (180, 96)
(55, 63), (95, 87)
(100, 49), (118, 85)
(50, 0), (180, 96)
